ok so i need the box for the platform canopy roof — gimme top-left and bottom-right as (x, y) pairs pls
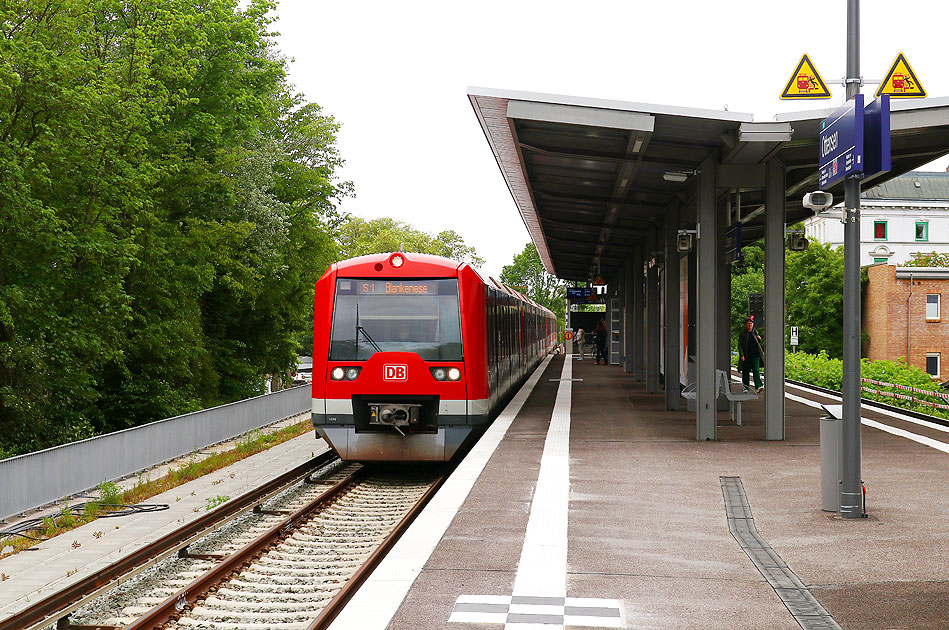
(468, 87), (949, 281)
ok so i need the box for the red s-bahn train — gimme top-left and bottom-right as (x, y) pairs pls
(311, 252), (557, 461)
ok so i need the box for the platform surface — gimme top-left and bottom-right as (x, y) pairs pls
(353, 355), (949, 630)
(0, 415), (327, 624)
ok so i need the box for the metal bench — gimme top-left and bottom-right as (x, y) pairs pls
(717, 369), (758, 426)
(681, 382), (697, 401)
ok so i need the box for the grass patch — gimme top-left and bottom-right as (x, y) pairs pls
(0, 419), (312, 559)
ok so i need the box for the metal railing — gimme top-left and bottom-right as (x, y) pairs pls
(0, 386), (312, 521)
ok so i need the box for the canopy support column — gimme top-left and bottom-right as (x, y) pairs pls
(696, 155), (719, 440)
(764, 158), (786, 440)
(717, 201), (732, 410)
(646, 228), (660, 393)
(633, 246), (645, 381)
(664, 204), (681, 410)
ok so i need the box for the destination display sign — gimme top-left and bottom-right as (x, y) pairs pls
(567, 288), (594, 300)
(337, 279), (455, 296)
(360, 281), (435, 295)
(819, 94), (864, 188)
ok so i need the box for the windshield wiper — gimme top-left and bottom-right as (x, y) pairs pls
(355, 304), (383, 353)
(357, 326), (383, 353)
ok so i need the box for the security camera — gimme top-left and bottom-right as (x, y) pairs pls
(803, 191), (833, 212)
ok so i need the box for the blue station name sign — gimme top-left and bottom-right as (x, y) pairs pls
(819, 94), (864, 188)
(818, 94), (891, 189)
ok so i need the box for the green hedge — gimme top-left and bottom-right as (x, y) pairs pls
(785, 350), (949, 421)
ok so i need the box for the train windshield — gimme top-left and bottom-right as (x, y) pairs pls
(329, 279), (463, 361)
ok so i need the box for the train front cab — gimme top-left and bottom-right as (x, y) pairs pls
(311, 254), (490, 461)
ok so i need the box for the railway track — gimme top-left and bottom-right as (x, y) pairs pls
(3, 452), (339, 630)
(6, 448), (448, 630)
(17, 458), (447, 630)
(118, 465), (443, 630)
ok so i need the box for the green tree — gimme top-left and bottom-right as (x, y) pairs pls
(0, 0), (347, 453)
(730, 240), (849, 358)
(500, 243), (566, 331)
(785, 243), (846, 357)
(335, 216), (485, 267)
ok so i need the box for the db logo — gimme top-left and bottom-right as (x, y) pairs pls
(383, 365), (407, 381)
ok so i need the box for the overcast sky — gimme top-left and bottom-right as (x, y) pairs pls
(269, 0), (949, 277)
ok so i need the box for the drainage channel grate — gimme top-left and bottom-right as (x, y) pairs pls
(720, 476), (842, 630)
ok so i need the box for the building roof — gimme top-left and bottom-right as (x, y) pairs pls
(894, 266), (949, 279)
(862, 171), (949, 201)
(470, 87), (949, 281)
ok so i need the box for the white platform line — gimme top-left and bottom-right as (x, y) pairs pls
(786, 391), (949, 454)
(326, 355), (555, 630)
(510, 355), (572, 602)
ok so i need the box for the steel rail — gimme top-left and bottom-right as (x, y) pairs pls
(305, 468), (450, 630)
(1, 450), (338, 630)
(786, 378), (949, 428)
(123, 465), (367, 630)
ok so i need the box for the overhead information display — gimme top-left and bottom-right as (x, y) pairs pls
(876, 53), (926, 98)
(780, 54), (832, 99)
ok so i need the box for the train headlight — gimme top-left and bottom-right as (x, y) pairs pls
(331, 367), (361, 381)
(430, 367), (461, 381)
(390, 253), (405, 268)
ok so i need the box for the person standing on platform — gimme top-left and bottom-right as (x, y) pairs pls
(738, 318), (764, 392)
(593, 319), (607, 365)
(576, 326), (586, 360)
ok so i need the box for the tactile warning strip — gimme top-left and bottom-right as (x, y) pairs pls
(720, 477), (842, 630)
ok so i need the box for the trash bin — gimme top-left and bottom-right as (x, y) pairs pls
(820, 405), (843, 512)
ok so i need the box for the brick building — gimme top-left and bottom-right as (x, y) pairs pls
(864, 265), (948, 379)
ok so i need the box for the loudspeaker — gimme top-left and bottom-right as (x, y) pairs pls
(787, 234), (809, 251)
(677, 233), (693, 253)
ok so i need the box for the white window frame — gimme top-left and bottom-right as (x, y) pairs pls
(925, 353), (940, 379)
(926, 294), (940, 320)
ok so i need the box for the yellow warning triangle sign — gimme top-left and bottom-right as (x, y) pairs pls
(592, 274), (606, 286)
(780, 54), (832, 99)
(876, 53), (926, 98)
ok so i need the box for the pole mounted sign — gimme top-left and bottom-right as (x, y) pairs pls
(876, 53), (926, 98)
(781, 54), (832, 99)
(790, 326), (799, 346)
(863, 94), (891, 177)
(818, 93), (891, 189)
(819, 94), (864, 188)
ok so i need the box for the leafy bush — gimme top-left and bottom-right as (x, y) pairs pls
(786, 350), (948, 420)
(785, 350), (843, 390)
(97, 481), (123, 506)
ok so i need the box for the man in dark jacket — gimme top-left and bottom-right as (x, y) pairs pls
(738, 319), (764, 392)
(593, 319), (607, 365)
